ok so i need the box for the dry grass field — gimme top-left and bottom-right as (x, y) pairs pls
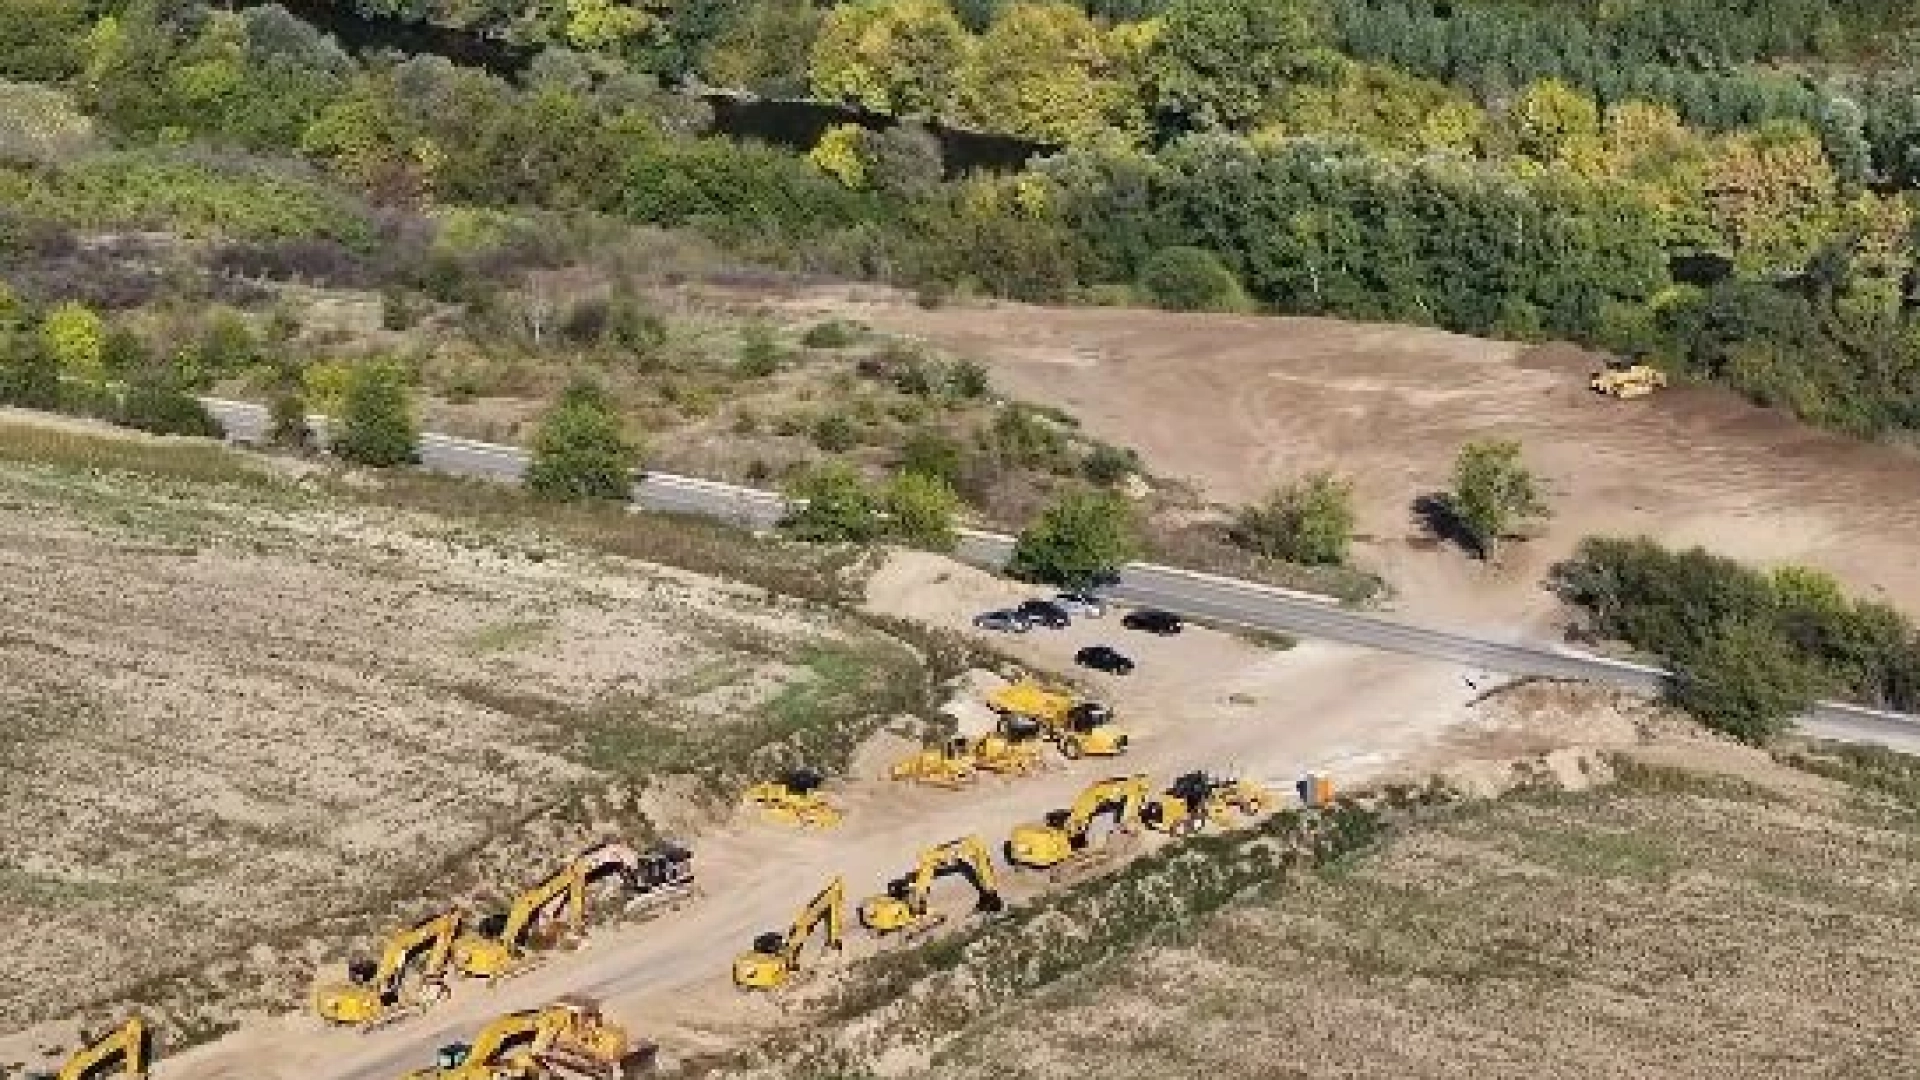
(896, 748), (1920, 1079)
(0, 416), (926, 1050)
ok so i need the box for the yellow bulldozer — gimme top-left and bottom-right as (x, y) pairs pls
(889, 737), (978, 789)
(969, 715), (1049, 776)
(314, 909), (460, 1027)
(733, 876), (846, 991)
(399, 997), (653, 1080)
(32, 1017), (149, 1080)
(985, 681), (1128, 760)
(1589, 359), (1667, 399)
(858, 835), (1004, 939)
(1141, 771), (1272, 836)
(744, 768), (844, 827)
(455, 840), (693, 981)
(1005, 774), (1150, 879)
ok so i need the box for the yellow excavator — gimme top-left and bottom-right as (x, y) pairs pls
(859, 835), (1003, 939)
(889, 737), (978, 788)
(455, 840), (693, 981)
(34, 1016), (148, 1080)
(1589, 358), (1667, 399)
(1142, 771), (1272, 836)
(744, 768), (843, 827)
(399, 997), (652, 1080)
(733, 876), (846, 991)
(1006, 774), (1151, 875)
(986, 681), (1128, 759)
(314, 909), (461, 1027)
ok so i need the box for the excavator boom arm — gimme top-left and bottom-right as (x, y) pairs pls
(499, 864), (587, 948)
(1063, 775), (1150, 840)
(57, 1017), (146, 1080)
(374, 912), (462, 996)
(783, 877), (846, 966)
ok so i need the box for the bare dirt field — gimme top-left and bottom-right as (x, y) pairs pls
(0, 417), (916, 1071)
(906, 735), (1920, 1079)
(773, 291), (1920, 634)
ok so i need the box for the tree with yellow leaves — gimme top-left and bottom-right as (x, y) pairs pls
(957, 2), (1142, 146)
(810, 0), (970, 115)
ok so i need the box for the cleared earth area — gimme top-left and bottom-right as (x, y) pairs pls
(889, 743), (1920, 1079)
(0, 416), (918, 1054)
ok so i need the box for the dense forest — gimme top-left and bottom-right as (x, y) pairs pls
(5, 0), (1920, 433)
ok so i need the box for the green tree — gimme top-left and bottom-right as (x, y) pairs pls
(330, 362), (418, 468)
(957, 2), (1137, 146)
(1670, 618), (1820, 744)
(1511, 78), (1600, 162)
(1444, 439), (1548, 558)
(1138, 246), (1247, 311)
(41, 301), (105, 384)
(525, 380), (639, 501)
(810, 0), (971, 114)
(0, 0), (87, 81)
(0, 326), (60, 410)
(785, 459), (884, 542)
(1233, 470), (1355, 564)
(884, 469), (961, 549)
(700, 0), (822, 95)
(1008, 488), (1137, 586)
(1149, 0), (1330, 132)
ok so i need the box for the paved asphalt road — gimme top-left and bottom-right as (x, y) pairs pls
(204, 398), (1920, 750)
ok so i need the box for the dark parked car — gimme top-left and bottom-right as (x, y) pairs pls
(1054, 591), (1107, 618)
(1016, 598), (1071, 628)
(973, 609), (1031, 633)
(1074, 645), (1136, 675)
(1122, 608), (1184, 635)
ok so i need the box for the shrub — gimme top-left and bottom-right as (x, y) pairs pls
(330, 361), (418, 468)
(948, 359), (991, 399)
(525, 379), (639, 501)
(884, 470), (961, 551)
(1138, 246), (1248, 312)
(785, 459), (883, 542)
(269, 389), (312, 450)
(40, 300), (103, 383)
(1081, 443), (1140, 487)
(737, 322), (783, 377)
(0, 325), (59, 409)
(802, 320), (858, 349)
(1443, 439), (1547, 558)
(812, 411), (860, 452)
(118, 368), (223, 438)
(1007, 489), (1138, 587)
(1233, 470), (1356, 565)
(898, 428), (964, 487)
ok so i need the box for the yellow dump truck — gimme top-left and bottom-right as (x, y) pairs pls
(985, 681), (1128, 759)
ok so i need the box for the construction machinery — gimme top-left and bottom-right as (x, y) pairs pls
(733, 876), (846, 991)
(969, 715), (1048, 776)
(1005, 774), (1151, 876)
(1142, 771), (1272, 836)
(985, 680), (1128, 759)
(314, 909), (461, 1027)
(1589, 359), (1667, 399)
(889, 737), (978, 789)
(744, 768), (843, 827)
(858, 835), (1004, 939)
(399, 998), (653, 1080)
(34, 1016), (148, 1080)
(454, 840), (694, 981)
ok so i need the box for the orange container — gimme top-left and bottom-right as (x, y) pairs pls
(1300, 773), (1335, 808)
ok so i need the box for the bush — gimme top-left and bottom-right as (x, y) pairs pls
(1443, 439), (1547, 558)
(785, 459), (883, 542)
(884, 470), (961, 551)
(738, 322), (783, 376)
(1232, 470), (1356, 565)
(802, 320), (858, 349)
(898, 428), (964, 487)
(812, 411), (860, 452)
(118, 368), (223, 438)
(1138, 246), (1248, 312)
(330, 361), (418, 468)
(0, 326), (59, 409)
(525, 379), (639, 501)
(269, 389), (312, 450)
(1080, 442), (1140, 487)
(1007, 489), (1138, 587)
(948, 359), (991, 399)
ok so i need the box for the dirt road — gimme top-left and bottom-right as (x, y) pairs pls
(158, 554), (1498, 1078)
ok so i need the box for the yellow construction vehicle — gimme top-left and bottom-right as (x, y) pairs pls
(733, 876), (846, 991)
(889, 737), (978, 788)
(37, 1016), (148, 1080)
(744, 768), (843, 827)
(985, 681), (1128, 759)
(1005, 774), (1151, 874)
(1141, 771), (1272, 836)
(455, 840), (693, 981)
(399, 997), (652, 1080)
(859, 835), (1003, 939)
(968, 716), (1048, 776)
(314, 909), (461, 1027)
(1589, 359), (1667, 399)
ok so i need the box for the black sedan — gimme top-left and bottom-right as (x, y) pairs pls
(1122, 608), (1184, 635)
(1017, 598), (1071, 628)
(1074, 645), (1136, 675)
